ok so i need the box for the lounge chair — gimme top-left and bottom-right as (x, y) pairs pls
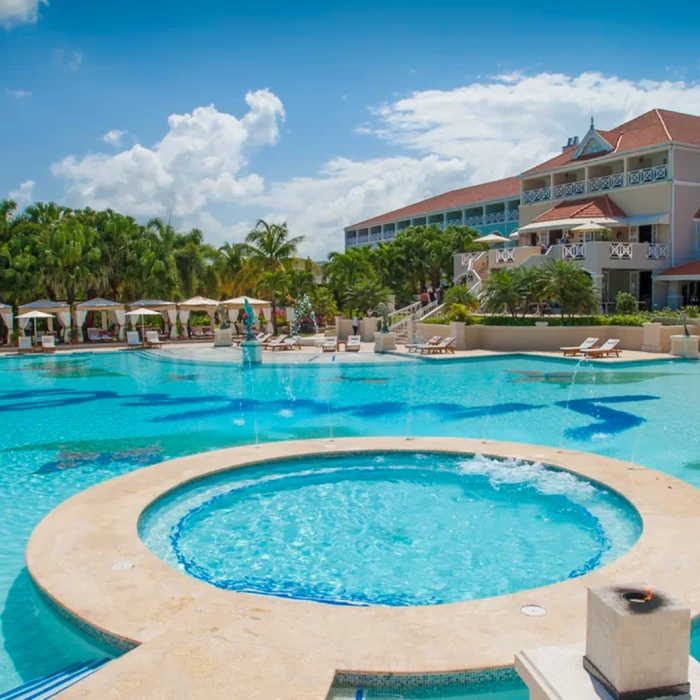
(256, 332), (272, 344)
(560, 337), (599, 357)
(418, 337), (455, 355)
(87, 328), (101, 343)
(322, 336), (338, 352)
(581, 339), (621, 358)
(41, 335), (57, 354)
(145, 331), (165, 348)
(266, 335), (288, 350)
(126, 331), (143, 349)
(280, 336), (301, 351)
(407, 335), (441, 353)
(346, 335), (361, 352)
(18, 336), (33, 355)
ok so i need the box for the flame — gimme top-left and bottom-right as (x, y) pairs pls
(642, 586), (654, 603)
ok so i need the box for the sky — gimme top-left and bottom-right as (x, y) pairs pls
(3, 0), (700, 259)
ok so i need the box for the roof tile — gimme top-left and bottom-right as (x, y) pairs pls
(531, 195), (627, 224)
(659, 260), (700, 277)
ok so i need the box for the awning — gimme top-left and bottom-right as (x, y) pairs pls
(624, 214), (670, 226)
(518, 217), (620, 233)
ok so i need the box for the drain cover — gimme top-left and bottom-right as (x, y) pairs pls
(520, 605), (546, 617)
(112, 561), (134, 571)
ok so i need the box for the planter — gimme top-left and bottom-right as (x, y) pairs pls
(373, 332), (396, 353)
(535, 322), (549, 328)
(670, 335), (700, 359)
(213, 329), (232, 347)
(241, 340), (263, 365)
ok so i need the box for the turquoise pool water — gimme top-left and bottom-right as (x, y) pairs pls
(140, 452), (641, 606)
(2, 350), (700, 691)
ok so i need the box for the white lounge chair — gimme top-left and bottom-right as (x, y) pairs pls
(322, 336), (338, 352)
(280, 336), (301, 351)
(41, 335), (57, 354)
(126, 331), (143, 349)
(266, 335), (289, 351)
(418, 336), (455, 355)
(346, 335), (361, 352)
(145, 331), (164, 348)
(18, 336), (33, 355)
(560, 337), (599, 356)
(581, 339), (621, 358)
(407, 335), (441, 353)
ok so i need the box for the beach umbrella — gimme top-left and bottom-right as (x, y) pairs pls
(16, 310), (55, 339)
(125, 308), (162, 338)
(476, 233), (510, 244)
(569, 221), (610, 233)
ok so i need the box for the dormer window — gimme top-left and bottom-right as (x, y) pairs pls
(572, 117), (614, 160)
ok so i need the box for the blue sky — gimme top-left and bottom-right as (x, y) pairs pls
(3, 0), (700, 257)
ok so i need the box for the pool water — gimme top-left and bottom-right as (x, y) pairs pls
(2, 350), (700, 690)
(140, 452), (641, 606)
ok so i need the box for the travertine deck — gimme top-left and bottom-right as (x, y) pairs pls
(26, 438), (700, 699)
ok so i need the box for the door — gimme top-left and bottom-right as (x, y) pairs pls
(639, 225), (653, 244)
(639, 271), (652, 310)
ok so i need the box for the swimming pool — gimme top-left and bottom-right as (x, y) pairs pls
(2, 349), (700, 691)
(140, 452), (641, 606)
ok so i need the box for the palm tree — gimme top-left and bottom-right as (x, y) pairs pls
(539, 260), (599, 316)
(345, 277), (392, 314)
(257, 269), (288, 333)
(481, 268), (539, 318)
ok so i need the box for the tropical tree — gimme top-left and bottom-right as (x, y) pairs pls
(539, 260), (599, 316)
(257, 269), (288, 333)
(345, 277), (392, 314)
(481, 267), (542, 318)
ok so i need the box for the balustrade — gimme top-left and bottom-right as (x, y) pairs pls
(553, 181), (585, 199)
(495, 248), (515, 263)
(522, 187), (552, 204)
(562, 243), (586, 261)
(609, 243), (633, 260)
(627, 165), (668, 186)
(647, 244), (669, 260)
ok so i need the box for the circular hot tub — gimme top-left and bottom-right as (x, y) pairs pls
(138, 451), (642, 607)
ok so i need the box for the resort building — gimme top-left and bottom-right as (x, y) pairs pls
(344, 109), (700, 309)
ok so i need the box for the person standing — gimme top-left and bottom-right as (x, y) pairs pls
(352, 312), (359, 336)
(420, 289), (429, 307)
(436, 286), (444, 305)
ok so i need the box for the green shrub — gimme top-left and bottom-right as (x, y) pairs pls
(604, 314), (645, 327)
(422, 316), (450, 325)
(479, 316), (537, 326)
(684, 305), (700, 318)
(449, 303), (475, 324)
(476, 314), (644, 327)
(615, 292), (638, 315)
(443, 286), (479, 311)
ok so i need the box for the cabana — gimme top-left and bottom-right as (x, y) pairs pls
(128, 299), (177, 339)
(17, 299), (71, 341)
(74, 298), (126, 342)
(177, 296), (220, 338)
(220, 296), (273, 334)
(0, 303), (13, 344)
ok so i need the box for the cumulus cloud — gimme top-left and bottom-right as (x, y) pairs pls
(8, 179), (35, 205)
(102, 129), (127, 147)
(0, 0), (46, 26)
(5, 88), (31, 99)
(52, 89), (285, 218)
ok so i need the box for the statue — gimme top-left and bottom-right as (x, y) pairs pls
(375, 302), (390, 333)
(243, 298), (256, 341)
(680, 309), (690, 338)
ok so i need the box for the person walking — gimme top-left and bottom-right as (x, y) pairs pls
(420, 289), (429, 307)
(352, 312), (359, 336)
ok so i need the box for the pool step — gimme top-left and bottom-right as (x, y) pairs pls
(0, 659), (109, 700)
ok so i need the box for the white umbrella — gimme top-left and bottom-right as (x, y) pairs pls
(16, 310), (55, 339)
(476, 232), (510, 244)
(220, 296), (270, 307)
(570, 221), (610, 233)
(125, 308), (162, 338)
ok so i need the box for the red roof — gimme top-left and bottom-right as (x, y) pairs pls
(524, 109), (700, 175)
(658, 261), (700, 278)
(530, 195), (627, 224)
(346, 176), (520, 230)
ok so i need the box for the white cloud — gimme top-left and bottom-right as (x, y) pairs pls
(53, 49), (83, 71)
(5, 88), (31, 99)
(102, 129), (127, 147)
(52, 89), (285, 219)
(0, 0), (47, 26)
(8, 179), (35, 204)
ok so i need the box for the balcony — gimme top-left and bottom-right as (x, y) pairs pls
(522, 187), (552, 204)
(485, 211), (505, 224)
(553, 181), (586, 199)
(495, 248), (515, 264)
(562, 243), (587, 261)
(628, 164), (668, 186)
(464, 214), (484, 227)
(507, 208), (519, 222)
(647, 244), (669, 260)
(587, 173), (624, 193)
(554, 242), (669, 269)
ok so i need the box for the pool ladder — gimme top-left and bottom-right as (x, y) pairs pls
(0, 659), (109, 700)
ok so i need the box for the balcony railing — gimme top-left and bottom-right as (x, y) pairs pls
(496, 248), (515, 263)
(523, 187), (552, 204)
(485, 211), (505, 224)
(553, 181), (586, 199)
(465, 215), (484, 227)
(628, 165), (668, 186)
(562, 243), (586, 260)
(370, 232), (381, 242)
(507, 208), (519, 222)
(609, 243), (633, 260)
(588, 173), (624, 193)
(357, 233), (369, 244)
(446, 219), (463, 228)
(647, 244), (669, 260)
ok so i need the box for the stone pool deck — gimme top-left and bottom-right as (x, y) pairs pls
(27, 438), (700, 699)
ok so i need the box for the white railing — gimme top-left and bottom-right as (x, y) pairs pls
(460, 251), (486, 268)
(562, 243), (586, 260)
(496, 248), (515, 263)
(610, 243), (633, 260)
(588, 173), (624, 193)
(357, 233), (369, 244)
(388, 301), (421, 332)
(522, 187), (552, 204)
(485, 211), (505, 224)
(627, 165), (668, 186)
(647, 243), (669, 260)
(553, 181), (585, 199)
(370, 231), (381, 242)
(446, 219), (463, 228)
(507, 208), (519, 221)
(420, 302), (445, 321)
(464, 215), (484, 227)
